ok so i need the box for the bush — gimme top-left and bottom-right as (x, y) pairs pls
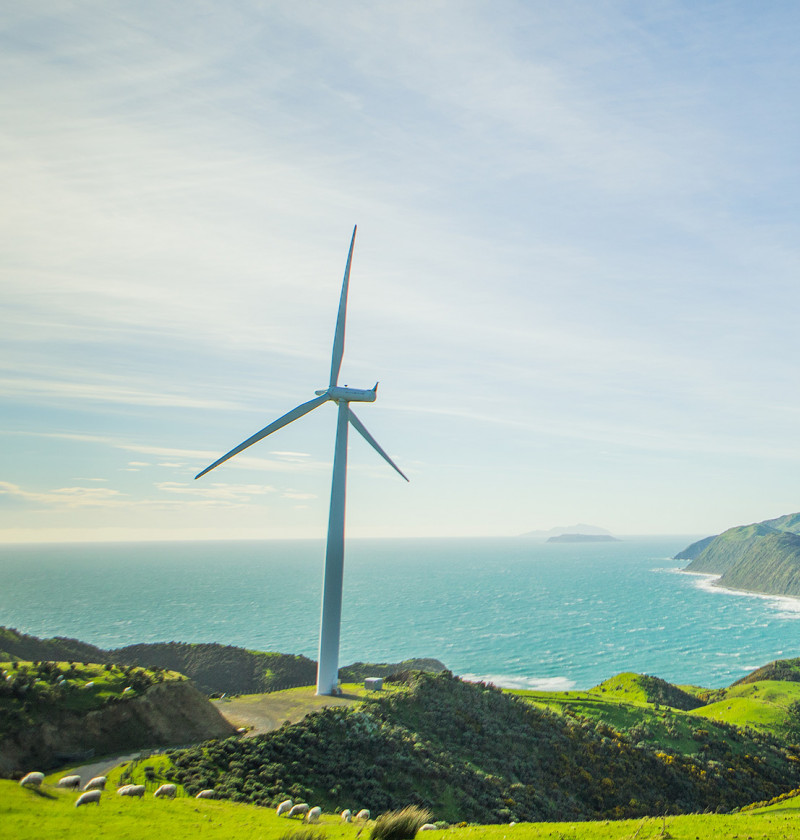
(279, 829), (322, 840)
(371, 806), (433, 840)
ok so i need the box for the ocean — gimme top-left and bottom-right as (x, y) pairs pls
(0, 536), (798, 690)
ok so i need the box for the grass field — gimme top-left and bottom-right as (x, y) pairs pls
(509, 672), (800, 758)
(8, 670), (800, 838)
(690, 680), (800, 730)
(6, 778), (800, 840)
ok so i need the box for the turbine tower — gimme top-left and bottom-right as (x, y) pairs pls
(195, 226), (408, 695)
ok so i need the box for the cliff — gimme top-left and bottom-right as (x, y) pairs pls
(0, 679), (235, 775)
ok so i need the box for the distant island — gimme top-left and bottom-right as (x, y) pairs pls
(547, 533), (621, 543)
(676, 511), (800, 598)
(522, 523), (614, 540)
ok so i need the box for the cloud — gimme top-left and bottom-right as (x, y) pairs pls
(0, 481), (126, 508)
(156, 481), (276, 502)
(0, 375), (244, 411)
(282, 490), (317, 501)
(0, 479), (278, 512)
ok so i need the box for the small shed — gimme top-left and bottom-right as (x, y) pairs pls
(364, 677), (383, 691)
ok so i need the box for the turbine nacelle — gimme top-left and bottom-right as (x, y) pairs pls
(314, 383), (378, 403)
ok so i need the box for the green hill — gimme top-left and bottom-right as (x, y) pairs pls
(589, 672), (704, 711)
(714, 531), (800, 595)
(683, 523), (780, 574)
(0, 627), (445, 695)
(677, 514), (800, 597)
(762, 511), (800, 534)
(734, 657), (800, 686)
(0, 626), (109, 664)
(167, 670), (800, 823)
(674, 535), (716, 560)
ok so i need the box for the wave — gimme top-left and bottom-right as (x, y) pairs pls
(459, 672), (577, 692)
(677, 569), (800, 617)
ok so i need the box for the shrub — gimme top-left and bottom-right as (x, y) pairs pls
(371, 806), (433, 840)
(278, 829), (322, 840)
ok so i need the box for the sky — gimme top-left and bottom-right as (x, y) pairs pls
(2, 1), (800, 543)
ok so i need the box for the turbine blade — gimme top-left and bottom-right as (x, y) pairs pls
(348, 408), (409, 482)
(195, 394), (330, 479)
(329, 225), (357, 387)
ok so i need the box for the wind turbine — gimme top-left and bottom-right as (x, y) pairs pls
(195, 225), (408, 695)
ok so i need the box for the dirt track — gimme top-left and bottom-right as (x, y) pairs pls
(212, 687), (359, 736)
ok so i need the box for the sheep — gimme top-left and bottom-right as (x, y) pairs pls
(154, 783), (177, 799)
(117, 784), (144, 797)
(195, 789), (216, 799)
(19, 772), (44, 788)
(75, 790), (102, 807)
(341, 809), (352, 822)
(306, 806), (322, 824)
(276, 799), (293, 816)
(56, 775), (81, 790)
(287, 803), (309, 818)
(356, 809), (371, 821)
(420, 824), (439, 831)
(83, 776), (106, 791)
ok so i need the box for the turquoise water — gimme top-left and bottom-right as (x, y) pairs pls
(0, 536), (798, 689)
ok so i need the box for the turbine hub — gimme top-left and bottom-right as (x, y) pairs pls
(315, 385), (377, 402)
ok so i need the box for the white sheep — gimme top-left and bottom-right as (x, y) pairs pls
(195, 789), (216, 799)
(19, 772), (44, 788)
(75, 790), (102, 807)
(287, 803), (309, 818)
(84, 776), (106, 791)
(56, 775), (81, 789)
(126, 784), (146, 798)
(154, 783), (177, 799)
(306, 806), (322, 824)
(341, 809), (352, 822)
(356, 809), (371, 821)
(420, 824), (438, 831)
(117, 785), (133, 795)
(276, 799), (293, 816)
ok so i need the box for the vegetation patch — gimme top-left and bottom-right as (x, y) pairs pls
(167, 671), (800, 824)
(0, 660), (178, 738)
(371, 805), (433, 840)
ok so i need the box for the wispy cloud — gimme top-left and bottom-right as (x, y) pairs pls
(0, 481), (126, 508)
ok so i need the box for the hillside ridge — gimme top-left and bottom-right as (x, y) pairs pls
(677, 513), (800, 596)
(0, 627), (445, 694)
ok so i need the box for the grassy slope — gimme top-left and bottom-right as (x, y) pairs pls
(685, 523), (778, 574)
(716, 531), (800, 596)
(678, 513), (800, 597)
(690, 680), (800, 730)
(511, 670), (800, 763)
(6, 779), (800, 840)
